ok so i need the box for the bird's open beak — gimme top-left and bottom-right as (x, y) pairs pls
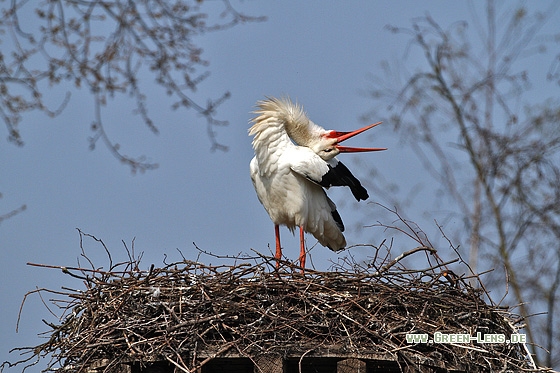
(327, 122), (387, 153)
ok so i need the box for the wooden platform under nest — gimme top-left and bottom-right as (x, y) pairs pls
(8, 243), (539, 373)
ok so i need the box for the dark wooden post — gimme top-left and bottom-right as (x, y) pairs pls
(337, 358), (366, 373)
(253, 354), (284, 373)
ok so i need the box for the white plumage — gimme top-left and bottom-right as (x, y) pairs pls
(249, 97), (385, 271)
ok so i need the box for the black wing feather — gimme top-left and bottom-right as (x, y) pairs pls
(318, 160), (369, 201)
(325, 194), (345, 233)
(331, 208), (345, 232)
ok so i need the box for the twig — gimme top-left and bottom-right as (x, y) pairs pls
(375, 246), (437, 274)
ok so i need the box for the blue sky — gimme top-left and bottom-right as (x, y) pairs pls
(1, 1), (558, 370)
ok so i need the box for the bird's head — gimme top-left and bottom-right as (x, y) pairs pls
(311, 122), (387, 161)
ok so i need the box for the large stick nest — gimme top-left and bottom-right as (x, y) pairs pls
(4, 232), (540, 373)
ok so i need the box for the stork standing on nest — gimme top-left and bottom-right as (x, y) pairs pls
(249, 97), (385, 272)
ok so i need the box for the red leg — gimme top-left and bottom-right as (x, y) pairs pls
(299, 226), (306, 274)
(274, 224), (281, 269)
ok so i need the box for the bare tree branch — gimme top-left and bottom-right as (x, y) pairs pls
(365, 1), (560, 368)
(0, 0), (265, 172)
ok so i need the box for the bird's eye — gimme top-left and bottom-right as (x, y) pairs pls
(324, 148), (332, 153)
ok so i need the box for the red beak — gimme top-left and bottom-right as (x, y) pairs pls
(326, 122), (387, 153)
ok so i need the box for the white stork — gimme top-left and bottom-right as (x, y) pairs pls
(249, 97), (385, 272)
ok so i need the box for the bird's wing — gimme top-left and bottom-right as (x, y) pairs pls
(286, 147), (331, 185)
(285, 147), (347, 249)
(326, 195), (345, 233)
(321, 158), (369, 201)
(287, 149), (369, 201)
